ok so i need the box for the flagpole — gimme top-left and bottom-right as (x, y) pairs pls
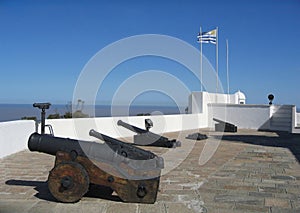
(226, 39), (229, 96)
(200, 26), (203, 92)
(216, 27), (219, 94)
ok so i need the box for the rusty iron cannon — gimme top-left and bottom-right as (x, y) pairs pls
(117, 119), (181, 148)
(28, 132), (163, 203)
(27, 103), (164, 203)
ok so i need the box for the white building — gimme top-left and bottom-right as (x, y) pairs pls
(188, 91), (299, 133)
(188, 90), (246, 114)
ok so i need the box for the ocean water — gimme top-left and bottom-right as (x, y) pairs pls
(0, 104), (185, 122)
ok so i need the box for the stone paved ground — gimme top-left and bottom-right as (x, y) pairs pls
(0, 129), (300, 213)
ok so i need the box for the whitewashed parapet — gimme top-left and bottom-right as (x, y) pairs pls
(0, 120), (35, 158)
(43, 113), (206, 141)
(208, 104), (271, 130)
(269, 105), (293, 132)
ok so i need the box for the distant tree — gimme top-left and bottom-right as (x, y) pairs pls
(137, 113), (151, 116)
(20, 99), (90, 120)
(63, 99), (89, 118)
(76, 99), (85, 111)
(73, 110), (89, 118)
(21, 116), (37, 120)
(63, 101), (73, 118)
(63, 112), (72, 118)
(47, 113), (61, 119)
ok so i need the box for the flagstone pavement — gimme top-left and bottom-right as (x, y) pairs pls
(1, 129), (300, 213)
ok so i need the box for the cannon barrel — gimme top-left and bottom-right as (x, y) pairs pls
(117, 120), (148, 134)
(28, 132), (111, 160)
(117, 120), (166, 140)
(213, 118), (226, 124)
(29, 132), (81, 156)
(28, 132), (164, 176)
(28, 132), (158, 161)
(213, 118), (237, 132)
(116, 120), (182, 149)
(89, 129), (156, 160)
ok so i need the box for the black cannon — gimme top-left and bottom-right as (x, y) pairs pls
(27, 102), (163, 203)
(28, 132), (163, 203)
(186, 132), (208, 140)
(213, 118), (237, 132)
(117, 119), (181, 148)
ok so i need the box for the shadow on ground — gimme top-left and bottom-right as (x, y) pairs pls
(215, 132), (300, 162)
(5, 180), (56, 202)
(5, 180), (122, 202)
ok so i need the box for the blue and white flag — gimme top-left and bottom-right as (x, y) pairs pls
(197, 29), (217, 44)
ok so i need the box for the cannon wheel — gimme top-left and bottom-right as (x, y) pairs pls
(48, 161), (89, 203)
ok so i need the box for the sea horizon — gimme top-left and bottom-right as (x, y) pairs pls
(0, 103), (299, 123)
(0, 103), (186, 122)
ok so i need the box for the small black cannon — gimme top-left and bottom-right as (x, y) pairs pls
(117, 119), (181, 148)
(186, 132), (208, 140)
(213, 118), (237, 132)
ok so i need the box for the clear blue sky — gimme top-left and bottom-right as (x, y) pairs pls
(1, 0), (299, 107)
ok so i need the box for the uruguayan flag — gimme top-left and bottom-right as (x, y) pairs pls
(197, 29), (217, 44)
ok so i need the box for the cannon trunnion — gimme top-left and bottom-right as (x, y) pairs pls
(28, 133), (163, 203)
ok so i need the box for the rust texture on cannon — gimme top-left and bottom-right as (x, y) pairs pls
(28, 132), (164, 203)
(213, 118), (237, 132)
(116, 119), (181, 148)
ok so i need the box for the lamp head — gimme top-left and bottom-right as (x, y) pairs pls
(268, 94), (274, 105)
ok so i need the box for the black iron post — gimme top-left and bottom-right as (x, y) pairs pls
(33, 103), (51, 134)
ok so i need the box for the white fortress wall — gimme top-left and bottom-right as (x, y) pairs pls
(291, 106), (300, 134)
(0, 120), (35, 158)
(189, 91), (296, 132)
(43, 113), (207, 141)
(208, 104), (271, 130)
(1, 91), (298, 159)
(0, 113), (206, 159)
(188, 92), (233, 114)
(269, 105), (293, 132)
